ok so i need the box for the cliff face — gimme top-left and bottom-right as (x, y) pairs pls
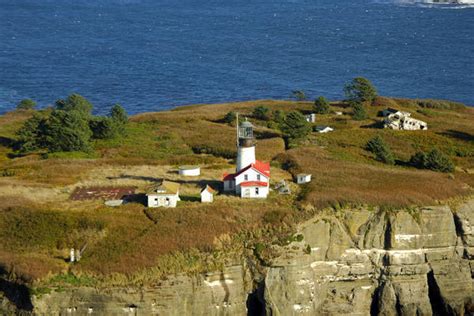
(23, 199), (474, 315)
(265, 202), (473, 315)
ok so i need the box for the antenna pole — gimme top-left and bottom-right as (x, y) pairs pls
(236, 112), (239, 148)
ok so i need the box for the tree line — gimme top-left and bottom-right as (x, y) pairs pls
(15, 94), (128, 153)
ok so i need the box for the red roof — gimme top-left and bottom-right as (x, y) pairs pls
(240, 181), (268, 187)
(222, 160), (270, 181)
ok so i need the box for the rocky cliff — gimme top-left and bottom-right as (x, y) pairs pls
(5, 199), (474, 315)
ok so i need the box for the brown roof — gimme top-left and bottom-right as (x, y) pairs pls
(201, 185), (216, 194)
(147, 180), (180, 195)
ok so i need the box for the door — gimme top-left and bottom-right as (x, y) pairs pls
(244, 188), (251, 198)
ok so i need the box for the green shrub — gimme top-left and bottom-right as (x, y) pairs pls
(291, 90), (307, 101)
(424, 149), (455, 173)
(314, 96), (330, 114)
(366, 136), (395, 165)
(16, 99), (37, 110)
(352, 102), (368, 121)
(223, 111), (236, 124)
(409, 149), (454, 173)
(253, 106), (271, 121)
(272, 110), (286, 125)
(90, 116), (119, 140)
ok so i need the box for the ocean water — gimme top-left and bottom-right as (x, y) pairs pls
(0, 0), (472, 114)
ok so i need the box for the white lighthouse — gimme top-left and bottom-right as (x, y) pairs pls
(223, 114), (271, 199)
(236, 117), (256, 172)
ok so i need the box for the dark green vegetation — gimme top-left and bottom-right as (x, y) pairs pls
(0, 86), (473, 290)
(280, 111), (312, 147)
(16, 99), (36, 110)
(314, 96), (330, 114)
(344, 77), (378, 104)
(410, 148), (455, 173)
(366, 136), (395, 165)
(15, 94), (128, 153)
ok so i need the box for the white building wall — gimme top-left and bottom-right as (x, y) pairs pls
(236, 146), (256, 172)
(201, 191), (213, 203)
(240, 186), (269, 198)
(179, 167), (200, 176)
(147, 193), (179, 208)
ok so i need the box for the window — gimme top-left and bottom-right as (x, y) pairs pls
(257, 174), (261, 181)
(165, 197), (170, 206)
(244, 174), (248, 181)
(255, 187), (259, 195)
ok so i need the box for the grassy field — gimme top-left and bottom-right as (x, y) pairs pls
(0, 98), (473, 288)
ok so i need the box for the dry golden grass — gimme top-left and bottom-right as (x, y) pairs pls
(285, 146), (472, 209)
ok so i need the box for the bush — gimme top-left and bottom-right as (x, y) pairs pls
(344, 77), (377, 104)
(110, 104), (128, 125)
(272, 110), (286, 125)
(409, 149), (454, 173)
(16, 99), (36, 110)
(366, 136), (395, 165)
(314, 96), (330, 114)
(291, 90), (307, 101)
(253, 106), (271, 121)
(352, 102), (368, 121)
(90, 116), (119, 140)
(425, 149), (455, 173)
(223, 111), (236, 124)
(280, 111), (311, 144)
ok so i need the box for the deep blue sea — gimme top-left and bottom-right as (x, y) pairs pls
(0, 0), (473, 114)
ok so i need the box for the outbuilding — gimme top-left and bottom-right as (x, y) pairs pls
(147, 181), (180, 208)
(179, 165), (201, 176)
(296, 174), (312, 184)
(314, 126), (334, 133)
(305, 113), (316, 123)
(200, 185), (216, 203)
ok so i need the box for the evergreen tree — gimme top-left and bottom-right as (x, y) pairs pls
(409, 151), (427, 169)
(110, 104), (128, 125)
(223, 111), (236, 124)
(352, 102), (368, 120)
(424, 149), (454, 173)
(280, 111), (311, 143)
(253, 106), (270, 121)
(15, 114), (45, 152)
(272, 110), (286, 125)
(409, 149), (454, 173)
(366, 135), (395, 165)
(42, 110), (92, 152)
(314, 96), (330, 114)
(55, 94), (93, 116)
(16, 99), (36, 110)
(90, 116), (119, 139)
(344, 77), (377, 104)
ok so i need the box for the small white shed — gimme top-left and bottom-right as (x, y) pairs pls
(296, 174), (312, 184)
(305, 113), (316, 123)
(147, 181), (180, 208)
(179, 165), (200, 176)
(200, 185), (216, 203)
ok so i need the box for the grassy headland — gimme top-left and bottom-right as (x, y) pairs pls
(0, 97), (473, 290)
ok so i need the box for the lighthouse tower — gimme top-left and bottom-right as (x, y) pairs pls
(236, 116), (256, 172)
